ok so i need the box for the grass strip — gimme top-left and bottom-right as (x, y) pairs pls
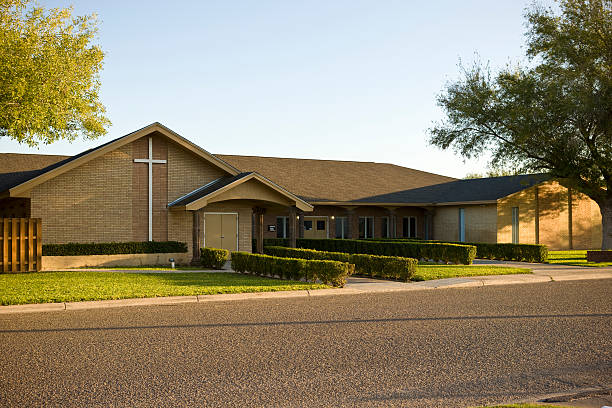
(413, 265), (531, 281)
(547, 250), (612, 267)
(0, 272), (327, 306)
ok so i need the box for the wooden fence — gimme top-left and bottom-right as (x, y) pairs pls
(1, 218), (42, 272)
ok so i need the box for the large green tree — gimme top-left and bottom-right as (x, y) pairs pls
(0, 0), (109, 146)
(429, 0), (612, 249)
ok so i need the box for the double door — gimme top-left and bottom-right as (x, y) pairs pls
(204, 213), (238, 251)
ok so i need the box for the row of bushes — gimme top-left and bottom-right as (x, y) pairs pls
(42, 241), (188, 256)
(264, 246), (417, 282)
(263, 238), (476, 265)
(231, 251), (351, 287)
(376, 239), (548, 263)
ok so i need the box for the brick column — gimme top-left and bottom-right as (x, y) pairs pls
(298, 211), (305, 239)
(253, 207), (265, 253)
(288, 206), (297, 248)
(387, 208), (397, 238)
(346, 207), (357, 239)
(424, 208), (435, 240)
(190, 210), (201, 265)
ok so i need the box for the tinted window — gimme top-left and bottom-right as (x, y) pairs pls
(317, 220), (325, 230)
(304, 220), (313, 231)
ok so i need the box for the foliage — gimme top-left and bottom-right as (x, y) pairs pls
(429, 0), (612, 249)
(42, 241), (188, 256)
(263, 238), (476, 265)
(380, 239), (548, 263)
(264, 246), (418, 282)
(0, 0), (110, 146)
(231, 251), (351, 287)
(200, 247), (229, 269)
(412, 264), (531, 282)
(0, 271), (326, 305)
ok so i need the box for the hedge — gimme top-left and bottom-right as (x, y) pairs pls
(264, 246), (417, 282)
(42, 241), (188, 256)
(263, 238), (476, 265)
(231, 251), (351, 287)
(200, 247), (229, 269)
(376, 239), (548, 263)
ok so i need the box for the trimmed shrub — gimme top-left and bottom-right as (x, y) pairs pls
(230, 251), (350, 287)
(264, 246), (417, 282)
(42, 241), (188, 256)
(200, 247), (229, 269)
(273, 238), (475, 265)
(377, 239), (548, 263)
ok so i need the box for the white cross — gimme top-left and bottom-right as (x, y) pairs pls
(134, 136), (167, 241)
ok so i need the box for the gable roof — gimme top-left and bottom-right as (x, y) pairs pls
(168, 172), (313, 211)
(216, 154), (458, 203)
(0, 123), (240, 197)
(355, 174), (551, 205)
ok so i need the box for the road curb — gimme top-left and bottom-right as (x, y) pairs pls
(1, 272), (610, 315)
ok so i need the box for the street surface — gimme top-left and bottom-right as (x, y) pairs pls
(1, 279), (611, 407)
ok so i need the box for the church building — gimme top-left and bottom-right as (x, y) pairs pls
(0, 123), (603, 264)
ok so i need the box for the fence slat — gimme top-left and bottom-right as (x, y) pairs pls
(0, 218), (42, 273)
(11, 219), (18, 272)
(36, 219), (42, 272)
(28, 219), (34, 272)
(3, 220), (8, 273)
(20, 219), (25, 272)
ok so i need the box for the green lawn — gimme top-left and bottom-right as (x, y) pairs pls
(0, 272), (328, 306)
(413, 264), (531, 281)
(547, 250), (612, 267)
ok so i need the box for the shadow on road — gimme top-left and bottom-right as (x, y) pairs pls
(1, 312), (610, 334)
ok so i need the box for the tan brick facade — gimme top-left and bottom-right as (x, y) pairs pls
(28, 133), (254, 257)
(31, 144), (134, 243)
(497, 181), (601, 250)
(433, 204), (497, 243)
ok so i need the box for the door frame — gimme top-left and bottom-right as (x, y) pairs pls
(203, 212), (239, 251)
(303, 215), (329, 239)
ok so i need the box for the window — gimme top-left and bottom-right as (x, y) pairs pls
(458, 208), (465, 242)
(381, 217), (389, 238)
(316, 220), (326, 230)
(402, 216), (417, 238)
(335, 217), (349, 239)
(304, 220), (313, 231)
(512, 207), (519, 244)
(276, 216), (288, 238)
(359, 216), (374, 239)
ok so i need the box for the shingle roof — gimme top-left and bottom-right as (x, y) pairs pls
(0, 148), (549, 205)
(356, 174), (550, 204)
(0, 130), (141, 193)
(168, 173), (254, 207)
(216, 155), (458, 202)
(0, 153), (70, 173)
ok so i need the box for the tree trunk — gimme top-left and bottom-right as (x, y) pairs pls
(601, 197), (612, 250)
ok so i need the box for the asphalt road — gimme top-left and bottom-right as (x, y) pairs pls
(1, 280), (611, 408)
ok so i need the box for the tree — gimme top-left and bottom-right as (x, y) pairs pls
(429, 0), (612, 249)
(464, 168), (521, 179)
(0, 0), (110, 146)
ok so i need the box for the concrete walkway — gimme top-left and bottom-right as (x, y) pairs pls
(2, 260), (611, 314)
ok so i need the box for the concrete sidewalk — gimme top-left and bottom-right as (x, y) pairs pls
(2, 261), (611, 314)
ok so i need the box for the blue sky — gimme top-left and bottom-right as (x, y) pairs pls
(2, 0), (536, 177)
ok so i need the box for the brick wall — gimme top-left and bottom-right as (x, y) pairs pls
(30, 144), (133, 243)
(167, 141), (227, 202)
(433, 204), (497, 243)
(497, 181), (601, 250)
